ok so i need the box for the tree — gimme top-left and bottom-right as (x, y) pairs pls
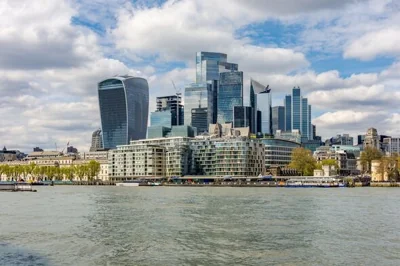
(87, 161), (100, 181)
(289, 147), (317, 176)
(378, 154), (399, 182)
(360, 146), (382, 173)
(63, 167), (75, 181)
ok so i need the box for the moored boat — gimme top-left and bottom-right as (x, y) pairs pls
(286, 177), (344, 188)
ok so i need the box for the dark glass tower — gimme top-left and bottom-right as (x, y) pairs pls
(98, 76), (149, 149)
(217, 71), (243, 124)
(233, 106), (252, 128)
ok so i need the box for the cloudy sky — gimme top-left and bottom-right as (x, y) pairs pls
(1, 0), (399, 152)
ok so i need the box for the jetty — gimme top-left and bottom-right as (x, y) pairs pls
(0, 182), (37, 192)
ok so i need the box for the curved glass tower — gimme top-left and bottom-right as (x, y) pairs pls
(98, 76), (149, 149)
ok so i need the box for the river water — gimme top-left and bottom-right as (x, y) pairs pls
(1, 186), (399, 266)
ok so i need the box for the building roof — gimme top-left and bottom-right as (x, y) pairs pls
(27, 151), (62, 157)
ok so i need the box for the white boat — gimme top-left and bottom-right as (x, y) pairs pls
(286, 177), (344, 188)
(116, 182), (140, 187)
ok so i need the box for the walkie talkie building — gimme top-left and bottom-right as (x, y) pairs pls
(98, 76), (149, 149)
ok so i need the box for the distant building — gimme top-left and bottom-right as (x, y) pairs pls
(233, 106), (252, 129)
(325, 134), (354, 146)
(283, 87), (312, 140)
(314, 146), (360, 176)
(383, 137), (400, 156)
(151, 95), (184, 127)
(98, 76), (149, 149)
(147, 125), (197, 139)
(217, 71), (243, 124)
(90, 129), (103, 151)
(364, 128), (380, 150)
(67, 146), (78, 154)
(272, 106), (285, 134)
(357, 135), (365, 145)
(274, 129), (302, 144)
(250, 80), (272, 134)
(109, 137), (192, 180)
(261, 139), (300, 169)
(33, 147), (43, 152)
(184, 83), (212, 133)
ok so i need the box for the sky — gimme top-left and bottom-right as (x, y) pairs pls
(1, 0), (399, 152)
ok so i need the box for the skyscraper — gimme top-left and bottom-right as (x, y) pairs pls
(98, 76), (149, 149)
(217, 71), (243, 124)
(250, 80), (272, 135)
(184, 83), (212, 134)
(196, 52), (238, 83)
(233, 106), (253, 128)
(90, 129), (103, 151)
(284, 95), (291, 131)
(272, 106), (285, 134)
(151, 95), (184, 127)
(283, 87), (312, 140)
(195, 52), (238, 124)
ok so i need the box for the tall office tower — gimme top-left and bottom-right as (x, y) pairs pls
(90, 129), (103, 151)
(217, 71), (243, 124)
(233, 106), (253, 128)
(283, 87), (312, 140)
(184, 83), (212, 134)
(272, 106), (285, 134)
(284, 95), (292, 131)
(151, 95), (184, 127)
(195, 52), (238, 123)
(250, 79), (272, 134)
(312, 124), (316, 140)
(364, 128), (380, 149)
(98, 76), (149, 149)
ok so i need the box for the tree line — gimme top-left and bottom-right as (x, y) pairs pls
(288, 146), (400, 180)
(0, 160), (101, 182)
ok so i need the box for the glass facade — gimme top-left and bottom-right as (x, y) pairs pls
(261, 138), (301, 168)
(257, 91), (272, 134)
(156, 95), (184, 126)
(184, 83), (212, 131)
(233, 106), (252, 128)
(191, 107), (208, 134)
(196, 52), (227, 83)
(301, 97), (309, 139)
(150, 110), (172, 127)
(217, 71), (243, 124)
(284, 95), (291, 131)
(292, 87), (301, 131)
(283, 87), (312, 140)
(98, 76), (149, 149)
(272, 106), (285, 134)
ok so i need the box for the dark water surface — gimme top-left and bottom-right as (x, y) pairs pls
(1, 186), (399, 266)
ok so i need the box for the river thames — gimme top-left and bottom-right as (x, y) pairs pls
(1, 186), (400, 266)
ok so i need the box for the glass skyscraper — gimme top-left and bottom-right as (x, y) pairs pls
(284, 95), (292, 131)
(250, 79), (272, 134)
(98, 76), (149, 149)
(233, 106), (252, 128)
(217, 71), (243, 124)
(184, 83), (212, 133)
(283, 87), (312, 140)
(195, 52), (238, 125)
(155, 95), (184, 126)
(272, 106), (285, 134)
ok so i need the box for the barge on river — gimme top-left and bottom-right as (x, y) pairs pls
(0, 182), (37, 192)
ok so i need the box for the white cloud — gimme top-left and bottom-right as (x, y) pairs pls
(344, 28), (400, 61)
(308, 85), (400, 109)
(0, 0), (100, 69)
(111, 0), (310, 74)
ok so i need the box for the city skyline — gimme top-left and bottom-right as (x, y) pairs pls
(1, 0), (399, 152)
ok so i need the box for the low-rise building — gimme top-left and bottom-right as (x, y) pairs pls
(383, 137), (400, 156)
(260, 138), (300, 169)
